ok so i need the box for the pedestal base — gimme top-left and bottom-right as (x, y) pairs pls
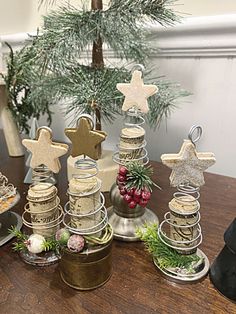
(0, 211), (22, 246)
(107, 206), (159, 242)
(67, 150), (118, 192)
(154, 248), (209, 283)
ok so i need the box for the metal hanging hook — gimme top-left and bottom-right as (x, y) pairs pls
(76, 114), (95, 130)
(188, 125), (202, 145)
(131, 64), (145, 76)
(36, 126), (53, 140)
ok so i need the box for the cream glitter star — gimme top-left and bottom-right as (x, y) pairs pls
(161, 139), (216, 187)
(117, 70), (158, 113)
(22, 127), (68, 173)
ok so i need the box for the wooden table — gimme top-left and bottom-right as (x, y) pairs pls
(0, 131), (235, 314)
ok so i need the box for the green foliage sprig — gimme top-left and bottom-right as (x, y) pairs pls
(125, 162), (154, 191)
(9, 227), (59, 253)
(2, 42), (53, 134)
(43, 239), (60, 252)
(9, 226), (28, 252)
(136, 223), (201, 271)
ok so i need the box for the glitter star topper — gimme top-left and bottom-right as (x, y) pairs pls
(117, 70), (158, 113)
(22, 127), (69, 173)
(161, 126), (216, 187)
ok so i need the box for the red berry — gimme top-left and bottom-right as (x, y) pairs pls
(117, 175), (126, 182)
(133, 196), (141, 203)
(127, 188), (134, 196)
(120, 188), (127, 196)
(123, 194), (132, 203)
(119, 166), (128, 176)
(141, 190), (151, 200)
(118, 181), (125, 189)
(128, 200), (137, 209)
(133, 189), (142, 199)
(139, 199), (148, 207)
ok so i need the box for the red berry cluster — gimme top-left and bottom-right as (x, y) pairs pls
(117, 166), (151, 209)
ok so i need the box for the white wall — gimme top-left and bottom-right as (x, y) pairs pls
(181, 0), (236, 17)
(1, 13), (236, 178)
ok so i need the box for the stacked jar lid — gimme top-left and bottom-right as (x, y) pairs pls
(64, 159), (108, 237)
(119, 126), (145, 162)
(68, 176), (102, 233)
(158, 185), (202, 256)
(168, 193), (200, 255)
(23, 182), (63, 238)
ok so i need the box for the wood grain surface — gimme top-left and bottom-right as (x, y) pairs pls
(0, 131), (235, 314)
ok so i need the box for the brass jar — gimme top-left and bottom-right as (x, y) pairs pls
(59, 240), (112, 290)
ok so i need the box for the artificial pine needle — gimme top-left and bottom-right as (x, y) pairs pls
(3, 0), (189, 133)
(136, 223), (201, 271)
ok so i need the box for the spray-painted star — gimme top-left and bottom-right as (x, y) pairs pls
(65, 117), (107, 160)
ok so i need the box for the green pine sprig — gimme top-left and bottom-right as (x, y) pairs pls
(43, 239), (60, 252)
(2, 41), (53, 134)
(9, 226), (28, 252)
(136, 223), (201, 271)
(8, 226), (28, 241)
(125, 162), (159, 191)
(9, 227), (60, 253)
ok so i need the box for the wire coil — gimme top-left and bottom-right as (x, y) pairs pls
(113, 108), (149, 165)
(31, 165), (56, 185)
(158, 184), (202, 254)
(23, 167), (60, 238)
(64, 158), (109, 236)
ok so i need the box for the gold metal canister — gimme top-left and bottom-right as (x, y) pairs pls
(59, 240), (113, 290)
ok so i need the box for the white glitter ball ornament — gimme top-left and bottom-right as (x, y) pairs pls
(26, 234), (45, 254)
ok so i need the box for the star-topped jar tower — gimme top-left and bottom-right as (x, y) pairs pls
(155, 125), (216, 282)
(60, 114), (113, 290)
(16, 127), (69, 266)
(108, 66), (159, 242)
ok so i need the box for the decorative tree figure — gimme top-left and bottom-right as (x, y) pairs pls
(2, 0), (188, 137)
(108, 68), (159, 241)
(137, 126), (216, 283)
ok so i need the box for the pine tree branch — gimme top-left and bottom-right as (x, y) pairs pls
(38, 0), (57, 8)
(136, 223), (201, 271)
(4, 0), (188, 130)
